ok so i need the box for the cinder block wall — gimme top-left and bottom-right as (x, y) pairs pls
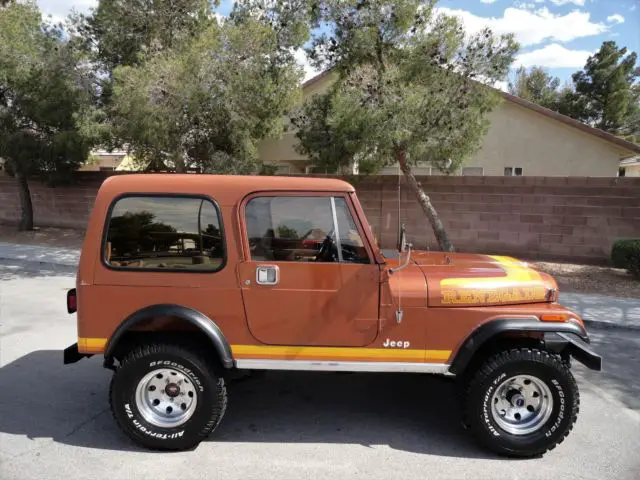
(346, 175), (640, 263)
(1, 172), (639, 263)
(0, 172), (105, 230)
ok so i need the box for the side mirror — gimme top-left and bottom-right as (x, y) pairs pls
(397, 223), (408, 253)
(391, 224), (412, 274)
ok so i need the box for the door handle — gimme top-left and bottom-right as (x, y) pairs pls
(256, 265), (279, 285)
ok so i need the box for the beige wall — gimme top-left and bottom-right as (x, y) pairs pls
(257, 74), (629, 177)
(623, 164), (640, 177)
(258, 134), (306, 165)
(258, 73), (337, 171)
(463, 101), (624, 176)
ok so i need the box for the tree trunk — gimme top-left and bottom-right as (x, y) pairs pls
(396, 150), (454, 252)
(171, 151), (186, 173)
(16, 171), (34, 231)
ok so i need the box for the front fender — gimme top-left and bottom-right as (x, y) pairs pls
(448, 318), (597, 375)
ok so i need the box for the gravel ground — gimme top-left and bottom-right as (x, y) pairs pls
(533, 261), (639, 300)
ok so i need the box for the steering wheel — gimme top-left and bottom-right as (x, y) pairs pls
(314, 229), (336, 262)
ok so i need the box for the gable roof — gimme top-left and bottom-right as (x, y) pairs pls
(500, 92), (640, 155)
(301, 71), (640, 155)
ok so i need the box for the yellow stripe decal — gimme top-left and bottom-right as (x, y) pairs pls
(77, 338), (451, 363)
(231, 345), (451, 362)
(441, 255), (538, 288)
(78, 337), (108, 351)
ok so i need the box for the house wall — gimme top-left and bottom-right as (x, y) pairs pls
(258, 73), (337, 171)
(2, 172), (639, 263)
(464, 101), (624, 177)
(623, 164), (640, 177)
(257, 74), (628, 177)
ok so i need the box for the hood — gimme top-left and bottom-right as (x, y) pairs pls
(409, 251), (557, 308)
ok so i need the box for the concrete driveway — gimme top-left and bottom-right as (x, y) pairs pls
(1, 258), (639, 480)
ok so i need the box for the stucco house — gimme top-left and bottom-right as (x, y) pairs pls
(258, 71), (640, 177)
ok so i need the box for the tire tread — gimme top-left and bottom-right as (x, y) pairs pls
(109, 342), (228, 450)
(462, 347), (580, 457)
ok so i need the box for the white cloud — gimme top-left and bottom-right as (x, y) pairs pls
(631, 5), (637, 12)
(480, 0), (498, 4)
(294, 48), (321, 83)
(37, 0), (97, 24)
(513, 1), (536, 9)
(607, 14), (625, 24)
(549, 0), (586, 6)
(515, 43), (592, 68)
(494, 80), (509, 92)
(436, 6), (607, 47)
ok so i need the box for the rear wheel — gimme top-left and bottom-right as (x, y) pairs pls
(110, 343), (227, 450)
(462, 348), (579, 457)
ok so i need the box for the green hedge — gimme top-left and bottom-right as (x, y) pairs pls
(611, 239), (640, 278)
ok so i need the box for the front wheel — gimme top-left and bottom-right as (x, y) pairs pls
(462, 348), (579, 457)
(109, 343), (228, 450)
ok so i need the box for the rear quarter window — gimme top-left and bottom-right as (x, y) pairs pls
(103, 195), (225, 272)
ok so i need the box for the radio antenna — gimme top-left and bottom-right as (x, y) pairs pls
(395, 160), (403, 324)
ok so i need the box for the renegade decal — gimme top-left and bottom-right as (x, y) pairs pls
(440, 256), (548, 304)
(441, 286), (548, 305)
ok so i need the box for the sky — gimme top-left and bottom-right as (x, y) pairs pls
(37, 0), (640, 89)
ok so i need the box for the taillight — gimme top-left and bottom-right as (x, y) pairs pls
(67, 288), (77, 314)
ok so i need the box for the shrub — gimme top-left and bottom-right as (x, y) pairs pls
(611, 239), (640, 278)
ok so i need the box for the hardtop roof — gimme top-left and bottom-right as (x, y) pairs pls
(99, 174), (355, 205)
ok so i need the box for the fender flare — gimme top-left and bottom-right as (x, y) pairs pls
(448, 318), (593, 375)
(104, 304), (234, 369)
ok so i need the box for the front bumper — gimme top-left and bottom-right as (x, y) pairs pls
(545, 332), (602, 371)
(63, 343), (93, 365)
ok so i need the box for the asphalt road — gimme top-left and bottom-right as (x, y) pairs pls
(0, 259), (639, 480)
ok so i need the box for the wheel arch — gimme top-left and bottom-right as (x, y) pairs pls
(104, 304), (234, 370)
(449, 317), (591, 376)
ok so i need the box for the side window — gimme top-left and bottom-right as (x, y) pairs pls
(245, 196), (369, 264)
(334, 197), (370, 264)
(104, 196), (224, 271)
(246, 196), (333, 262)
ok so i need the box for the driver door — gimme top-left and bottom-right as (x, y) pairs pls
(237, 192), (380, 347)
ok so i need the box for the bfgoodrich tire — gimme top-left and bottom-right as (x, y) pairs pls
(109, 343), (227, 450)
(463, 348), (579, 458)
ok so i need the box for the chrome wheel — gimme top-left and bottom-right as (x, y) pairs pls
(490, 374), (553, 435)
(135, 368), (198, 428)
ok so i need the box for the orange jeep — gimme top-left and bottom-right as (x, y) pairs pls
(64, 174), (601, 457)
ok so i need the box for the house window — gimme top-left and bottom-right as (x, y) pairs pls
(504, 167), (523, 176)
(380, 162), (433, 175)
(275, 164), (291, 174)
(461, 167), (484, 176)
(618, 168), (626, 177)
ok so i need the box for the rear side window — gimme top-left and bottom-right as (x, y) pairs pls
(104, 196), (225, 271)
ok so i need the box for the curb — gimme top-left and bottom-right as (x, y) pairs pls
(0, 256), (78, 271)
(582, 318), (640, 332)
